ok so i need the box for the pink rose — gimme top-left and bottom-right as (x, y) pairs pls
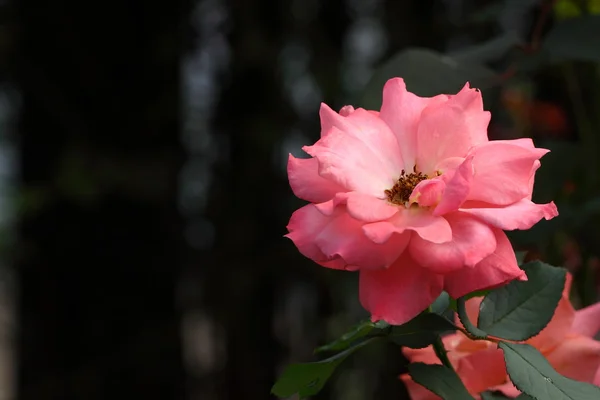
(400, 273), (600, 399)
(286, 78), (558, 325)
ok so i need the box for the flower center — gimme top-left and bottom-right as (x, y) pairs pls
(385, 167), (428, 206)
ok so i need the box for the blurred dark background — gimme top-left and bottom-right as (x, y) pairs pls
(0, 0), (598, 399)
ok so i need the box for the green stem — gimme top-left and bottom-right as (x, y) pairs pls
(456, 297), (488, 340)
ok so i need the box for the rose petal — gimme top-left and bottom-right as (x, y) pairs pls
(416, 83), (490, 174)
(410, 178), (445, 207)
(288, 155), (346, 203)
(400, 374), (439, 400)
(594, 365), (600, 386)
(285, 204), (346, 269)
(433, 155), (474, 216)
(403, 331), (506, 396)
(379, 78), (448, 170)
(305, 125), (399, 196)
(527, 160), (541, 201)
(444, 229), (526, 298)
(409, 213), (497, 273)
(403, 344), (442, 365)
(315, 211), (410, 269)
(467, 141), (550, 205)
(492, 382), (522, 398)
(459, 199), (558, 230)
(527, 273), (575, 353)
(318, 103), (403, 182)
(362, 208), (452, 244)
(454, 347), (507, 395)
(359, 253), (443, 325)
(315, 192), (399, 222)
(448, 82), (491, 145)
(546, 336), (600, 383)
(573, 301), (600, 338)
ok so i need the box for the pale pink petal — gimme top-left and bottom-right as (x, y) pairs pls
(400, 374), (439, 400)
(285, 204), (345, 269)
(573, 301), (600, 338)
(546, 336), (600, 383)
(312, 192), (350, 216)
(435, 156), (466, 172)
(409, 213), (497, 273)
(287, 155), (346, 203)
(527, 273), (575, 352)
(319, 103), (355, 136)
(359, 254), (444, 325)
(314, 192), (399, 222)
(379, 78), (448, 170)
(362, 208), (452, 244)
(416, 84), (490, 174)
(409, 178), (445, 207)
(315, 212), (410, 269)
(526, 160), (541, 201)
(433, 156), (474, 216)
(444, 229), (526, 298)
(447, 83), (491, 146)
(489, 138), (537, 149)
(492, 137), (544, 202)
(467, 141), (550, 205)
(318, 104), (403, 180)
(304, 127), (394, 195)
(338, 105), (355, 117)
(454, 347), (507, 395)
(460, 199), (558, 230)
(344, 107), (404, 174)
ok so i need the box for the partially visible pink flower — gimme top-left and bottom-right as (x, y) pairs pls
(400, 273), (600, 399)
(286, 77), (558, 325)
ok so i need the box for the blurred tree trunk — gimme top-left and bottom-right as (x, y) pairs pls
(14, 1), (188, 399)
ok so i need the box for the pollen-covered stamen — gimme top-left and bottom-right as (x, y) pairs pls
(385, 167), (428, 206)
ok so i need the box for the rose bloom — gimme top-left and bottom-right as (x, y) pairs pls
(286, 78), (558, 325)
(400, 273), (600, 399)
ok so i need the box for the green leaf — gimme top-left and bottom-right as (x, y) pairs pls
(431, 291), (451, 315)
(480, 392), (534, 400)
(500, 342), (600, 399)
(360, 48), (497, 109)
(390, 313), (456, 349)
(477, 261), (566, 341)
(543, 15), (600, 62)
(498, 0), (541, 35)
(315, 319), (389, 354)
(271, 337), (378, 398)
(408, 363), (475, 400)
(450, 32), (521, 64)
